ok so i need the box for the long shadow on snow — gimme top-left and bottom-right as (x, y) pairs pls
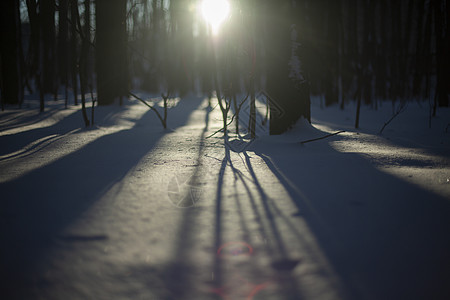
(201, 140), (304, 300)
(0, 100), (135, 157)
(314, 115), (450, 163)
(121, 104), (213, 300)
(0, 105), (65, 131)
(0, 108), (83, 157)
(162, 104), (213, 299)
(251, 131), (450, 300)
(0, 97), (204, 299)
(242, 151), (303, 299)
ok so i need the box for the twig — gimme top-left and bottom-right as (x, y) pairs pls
(300, 131), (346, 144)
(207, 92), (250, 139)
(206, 121), (232, 139)
(379, 102), (407, 134)
(128, 91), (166, 128)
(161, 90), (171, 129)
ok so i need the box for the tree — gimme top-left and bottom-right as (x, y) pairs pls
(95, 0), (128, 105)
(265, 0), (311, 135)
(433, 0), (450, 108)
(40, 0), (56, 95)
(323, 0), (340, 106)
(58, 0), (69, 106)
(0, 0), (21, 106)
(69, 0), (78, 105)
(73, 0), (90, 126)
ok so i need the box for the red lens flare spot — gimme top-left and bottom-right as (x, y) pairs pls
(247, 281), (271, 300)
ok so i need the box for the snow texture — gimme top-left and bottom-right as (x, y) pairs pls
(1, 94), (449, 300)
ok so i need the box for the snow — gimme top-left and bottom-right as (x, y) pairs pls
(1, 94), (449, 299)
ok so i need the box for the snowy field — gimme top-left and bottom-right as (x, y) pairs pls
(1, 94), (449, 300)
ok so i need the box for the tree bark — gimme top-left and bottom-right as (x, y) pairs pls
(433, 0), (449, 107)
(324, 0), (340, 106)
(0, 0), (21, 105)
(266, 0), (310, 135)
(70, 0), (78, 105)
(40, 0), (56, 94)
(74, 0), (90, 126)
(95, 0), (128, 105)
(58, 0), (69, 105)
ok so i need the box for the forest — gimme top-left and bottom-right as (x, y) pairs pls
(1, 1), (450, 299)
(1, 0), (449, 133)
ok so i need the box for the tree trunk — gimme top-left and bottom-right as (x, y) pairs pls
(74, 0), (90, 126)
(324, 0), (340, 106)
(58, 0), (69, 105)
(40, 0), (56, 94)
(266, 0), (310, 135)
(70, 0), (78, 105)
(362, 0), (374, 105)
(84, 0), (93, 90)
(247, 0), (256, 138)
(95, 0), (128, 105)
(375, 0), (388, 100)
(0, 0), (21, 105)
(423, 1), (433, 100)
(16, 1), (25, 106)
(434, 0), (449, 107)
(412, 0), (425, 97)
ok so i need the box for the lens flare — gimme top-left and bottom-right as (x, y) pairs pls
(201, 0), (230, 35)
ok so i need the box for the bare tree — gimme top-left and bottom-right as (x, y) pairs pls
(95, 0), (128, 105)
(73, 0), (90, 126)
(58, 0), (69, 107)
(40, 0), (56, 95)
(265, 0), (311, 134)
(0, 0), (21, 106)
(70, 0), (78, 105)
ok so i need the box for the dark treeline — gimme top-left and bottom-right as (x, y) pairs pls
(300, 0), (449, 111)
(0, 0), (448, 118)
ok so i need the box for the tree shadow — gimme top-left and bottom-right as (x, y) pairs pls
(118, 102), (214, 299)
(250, 131), (450, 300)
(200, 140), (304, 300)
(0, 108), (82, 156)
(0, 105), (66, 132)
(241, 151), (303, 299)
(160, 101), (213, 299)
(0, 97), (205, 299)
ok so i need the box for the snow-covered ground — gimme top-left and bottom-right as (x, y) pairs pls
(1, 94), (449, 300)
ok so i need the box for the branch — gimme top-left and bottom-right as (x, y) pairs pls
(128, 92), (166, 127)
(237, 92), (250, 112)
(206, 93), (250, 139)
(206, 118), (234, 139)
(300, 131), (346, 144)
(379, 103), (407, 134)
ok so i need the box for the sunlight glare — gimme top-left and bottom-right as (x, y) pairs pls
(201, 0), (230, 35)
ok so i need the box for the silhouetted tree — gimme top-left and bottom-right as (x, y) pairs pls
(324, 0), (340, 106)
(40, 0), (56, 95)
(168, 0), (194, 95)
(95, 0), (128, 105)
(433, 0), (450, 108)
(58, 0), (69, 106)
(265, 0), (311, 134)
(69, 0), (78, 105)
(0, 0), (21, 106)
(73, 0), (90, 125)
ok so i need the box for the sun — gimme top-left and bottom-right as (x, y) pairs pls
(201, 0), (230, 35)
